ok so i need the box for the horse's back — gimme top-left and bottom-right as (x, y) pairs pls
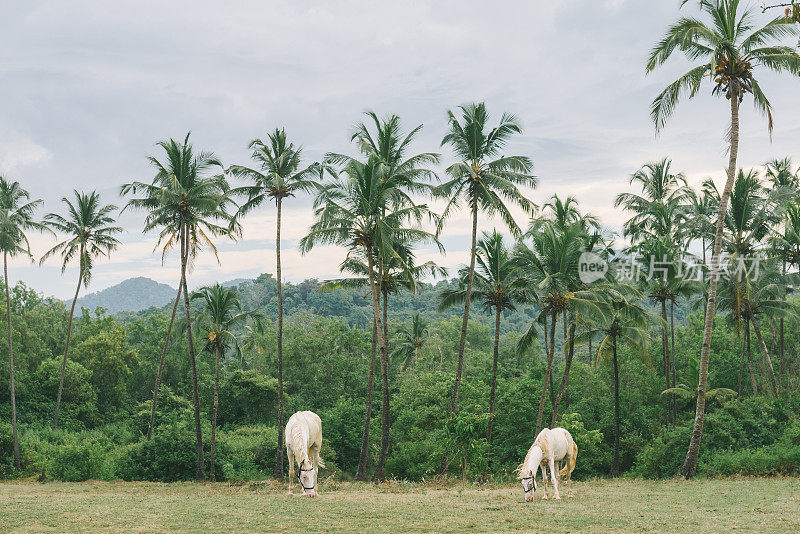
(286, 411), (322, 447)
(545, 427), (573, 460)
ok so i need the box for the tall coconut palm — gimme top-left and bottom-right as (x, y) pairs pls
(434, 102), (536, 421)
(438, 230), (523, 450)
(579, 292), (649, 477)
(324, 112), (440, 481)
(121, 133), (238, 481)
(300, 155), (439, 481)
(40, 191), (121, 430)
(514, 222), (607, 435)
(190, 283), (260, 481)
(228, 128), (320, 479)
(647, 0), (800, 478)
(532, 195), (605, 426)
(0, 178), (46, 472)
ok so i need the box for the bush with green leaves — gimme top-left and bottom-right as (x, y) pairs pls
(116, 423), (220, 482)
(0, 423), (16, 479)
(50, 437), (111, 481)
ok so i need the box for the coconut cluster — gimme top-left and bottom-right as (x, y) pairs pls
(713, 55), (754, 102)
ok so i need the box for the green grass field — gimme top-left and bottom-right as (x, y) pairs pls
(1, 478), (799, 533)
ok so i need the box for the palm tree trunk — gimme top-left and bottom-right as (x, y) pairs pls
(670, 299), (677, 423)
(450, 195), (478, 414)
(210, 345), (220, 482)
(681, 87), (740, 479)
(5, 252), (21, 471)
(737, 329), (745, 396)
(660, 299), (670, 425)
(751, 316), (778, 397)
(53, 254), (83, 431)
(274, 197), (285, 479)
(536, 311), (557, 435)
(611, 335), (621, 478)
(487, 307), (501, 451)
(383, 290), (388, 360)
(375, 285), (391, 481)
(366, 245), (390, 482)
(147, 283), (182, 441)
(181, 224), (206, 482)
(551, 320), (577, 427)
(780, 259), (786, 375)
(746, 320), (758, 395)
(355, 317), (377, 481)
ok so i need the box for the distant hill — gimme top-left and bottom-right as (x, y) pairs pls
(75, 277), (176, 314)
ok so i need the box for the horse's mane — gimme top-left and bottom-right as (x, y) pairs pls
(516, 428), (551, 478)
(288, 418), (309, 462)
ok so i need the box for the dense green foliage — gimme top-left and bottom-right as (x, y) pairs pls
(1, 275), (798, 482)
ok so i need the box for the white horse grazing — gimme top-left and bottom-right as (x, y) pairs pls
(517, 427), (577, 502)
(285, 411), (325, 497)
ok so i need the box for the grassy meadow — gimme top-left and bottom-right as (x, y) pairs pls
(1, 478), (798, 533)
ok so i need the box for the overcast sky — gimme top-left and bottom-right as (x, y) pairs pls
(2, 0), (798, 299)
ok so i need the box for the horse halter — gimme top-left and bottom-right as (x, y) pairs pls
(297, 464), (316, 492)
(521, 474), (537, 494)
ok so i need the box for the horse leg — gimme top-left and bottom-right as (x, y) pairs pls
(549, 458), (560, 501)
(541, 464), (548, 500)
(287, 448), (294, 491)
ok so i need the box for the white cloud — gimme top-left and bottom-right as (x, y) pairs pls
(2, 0), (798, 298)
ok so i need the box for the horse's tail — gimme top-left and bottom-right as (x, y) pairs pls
(560, 441), (578, 477)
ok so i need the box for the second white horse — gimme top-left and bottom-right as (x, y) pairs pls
(518, 427), (577, 502)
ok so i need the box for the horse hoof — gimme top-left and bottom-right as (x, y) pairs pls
(554, 496), (561, 501)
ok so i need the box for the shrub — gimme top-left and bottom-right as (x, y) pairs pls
(558, 413), (604, 480)
(116, 423), (219, 482)
(215, 425), (278, 481)
(0, 423), (16, 479)
(50, 437), (110, 481)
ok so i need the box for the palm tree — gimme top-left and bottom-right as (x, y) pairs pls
(647, 0), (800, 478)
(616, 159), (692, 424)
(438, 230), (523, 450)
(300, 155), (439, 481)
(41, 191), (121, 431)
(121, 133), (238, 481)
(533, 195), (605, 427)
(434, 102), (536, 422)
(773, 198), (800, 375)
(0, 178), (46, 472)
(580, 291), (649, 477)
(229, 128), (320, 479)
(190, 283), (260, 481)
(632, 238), (701, 424)
(323, 112), (440, 481)
(390, 313), (429, 371)
(615, 158), (689, 243)
(765, 157), (799, 376)
(514, 221), (607, 435)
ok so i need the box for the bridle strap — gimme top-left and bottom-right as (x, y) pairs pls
(521, 475), (535, 493)
(297, 465), (316, 491)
